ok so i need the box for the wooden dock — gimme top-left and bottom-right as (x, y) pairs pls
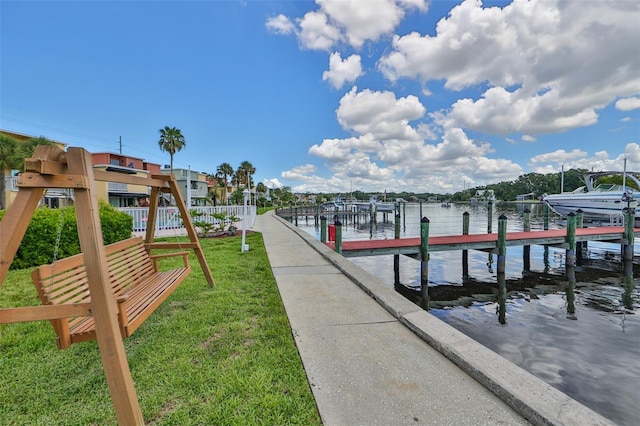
(327, 226), (638, 259)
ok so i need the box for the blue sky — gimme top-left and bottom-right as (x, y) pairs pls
(2, 0), (639, 194)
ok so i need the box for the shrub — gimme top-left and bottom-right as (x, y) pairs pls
(0, 203), (133, 269)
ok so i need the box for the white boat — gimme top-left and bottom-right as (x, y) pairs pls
(353, 196), (396, 213)
(542, 171), (639, 222)
(321, 197), (357, 211)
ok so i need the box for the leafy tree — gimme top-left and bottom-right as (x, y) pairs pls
(0, 135), (54, 209)
(599, 174), (640, 190)
(18, 137), (54, 167)
(0, 134), (20, 210)
(158, 126), (186, 173)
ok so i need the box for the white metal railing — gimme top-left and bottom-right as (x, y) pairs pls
(118, 205), (256, 235)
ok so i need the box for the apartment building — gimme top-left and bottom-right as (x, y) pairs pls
(160, 167), (211, 206)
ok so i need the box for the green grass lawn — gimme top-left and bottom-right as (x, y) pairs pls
(0, 233), (321, 425)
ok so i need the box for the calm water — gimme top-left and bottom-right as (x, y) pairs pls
(292, 202), (640, 425)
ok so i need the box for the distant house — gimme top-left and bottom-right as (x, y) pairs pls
(473, 189), (496, 202)
(161, 167), (210, 206)
(91, 152), (161, 207)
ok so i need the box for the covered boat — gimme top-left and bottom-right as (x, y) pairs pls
(542, 171), (639, 222)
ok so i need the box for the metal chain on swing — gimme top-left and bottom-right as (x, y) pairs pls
(52, 208), (64, 264)
(48, 199), (68, 292)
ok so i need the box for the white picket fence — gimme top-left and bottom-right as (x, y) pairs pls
(118, 205), (256, 236)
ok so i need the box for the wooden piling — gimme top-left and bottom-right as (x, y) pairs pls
(335, 220), (343, 254)
(487, 200), (493, 234)
(566, 211), (578, 320)
(523, 209), (531, 271)
(623, 207), (635, 262)
(543, 203), (549, 230)
(496, 213), (507, 324)
(576, 209), (584, 263)
(320, 216), (327, 243)
(370, 201), (377, 223)
(420, 217), (430, 310)
(394, 203), (401, 286)
(566, 212), (576, 269)
(462, 212), (469, 279)
(497, 274), (507, 325)
(623, 260), (634, 310)
(294, 207), (298, 226)
(565, 278), (577, 320)
(497, 214), (507, 275)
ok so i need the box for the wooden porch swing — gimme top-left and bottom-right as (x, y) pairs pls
(0, 145), (215, 425)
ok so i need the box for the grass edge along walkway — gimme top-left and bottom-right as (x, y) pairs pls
(0, 232), (321, 425)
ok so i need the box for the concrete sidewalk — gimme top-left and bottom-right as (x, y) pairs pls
(254, 212), (614, 426)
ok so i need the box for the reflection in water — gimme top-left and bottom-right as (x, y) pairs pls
(624, 260), (634, 311)
(296, 202), (639, 425)
(565, 280), (577, 320)
(496, 272), (506, 325)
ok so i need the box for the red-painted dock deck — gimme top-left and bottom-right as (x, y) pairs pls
(326, 226), (637, 258)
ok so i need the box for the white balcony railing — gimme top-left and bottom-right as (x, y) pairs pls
(108, 182), (128, 192)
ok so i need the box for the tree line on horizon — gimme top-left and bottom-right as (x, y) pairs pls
(303, 169), (639, 206)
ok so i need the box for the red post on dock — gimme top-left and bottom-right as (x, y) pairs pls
(328, 224), (336, 242)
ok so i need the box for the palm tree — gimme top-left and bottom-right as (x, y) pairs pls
(255, 182), (267, 196)
(158, 126), (186, 173)
(239, 161), (255, 190)
(216, 162), (234, 205)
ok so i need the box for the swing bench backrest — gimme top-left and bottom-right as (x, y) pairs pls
(31, 237), (191, 349)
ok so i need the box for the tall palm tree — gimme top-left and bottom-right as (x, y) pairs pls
(0, 134), (21, 210)
(239, 161), (256, 204)
(239, 160), (255, 190)
(158, 126), (186, 173)
(216, 162), (234, 205)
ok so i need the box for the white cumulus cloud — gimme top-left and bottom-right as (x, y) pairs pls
(378, 0), (640, 135)
(322, 52), (363, 89)
(616, 97), (640, 111)
(265, 14), (295, 35)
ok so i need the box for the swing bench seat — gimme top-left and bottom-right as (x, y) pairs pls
(30, 237), (191, 349)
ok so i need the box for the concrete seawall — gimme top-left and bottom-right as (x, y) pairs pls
(258, 212), (614, 425)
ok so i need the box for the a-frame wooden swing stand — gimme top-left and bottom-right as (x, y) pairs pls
(0, 146), (214, 425)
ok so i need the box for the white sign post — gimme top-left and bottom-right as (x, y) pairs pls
(241, 189), (250, 252)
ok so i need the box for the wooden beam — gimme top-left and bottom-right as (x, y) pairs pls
(24, 158), (67, 175)
(145, 186), (160, 243)
(166, 177), (216, 286)
(23, 145), (67, 174)
(67, 147), (145, 425)
(0, 304), (92, 324)
(0, 188), (44, 285)
(16, 173), (89, 189)
(93, 169), (169, 188)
